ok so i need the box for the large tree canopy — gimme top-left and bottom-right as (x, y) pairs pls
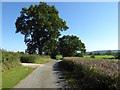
(59, 35), (86, 57)
(15, 2), (68, 55)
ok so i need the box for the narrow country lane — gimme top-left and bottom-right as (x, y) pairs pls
(13, 60), (67, 88)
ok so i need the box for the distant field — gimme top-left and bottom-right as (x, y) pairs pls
(84, 55), (114, 59)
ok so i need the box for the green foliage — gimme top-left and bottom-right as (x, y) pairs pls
(20, 54), (52, 63)
(59, 35), (86, 57)
(93, 52), (101, 55)
(56, 55), (63, 60)
(105, 50), (112, 55)
(75, 53), (83, 57)
(90, 55), (95, 58)
(15, 2), (68, 55)
(2, 50), (52, 89)
(50, 49), (59, 59)
(61, 57), (119, 89)
(20, 55), (36, 63)
(2, 66), (33, 89)
(114, 52), (120, 59)
(2, 51), (21, 71)
(2, 51), (20, 62)
(2, 50), (52, 71)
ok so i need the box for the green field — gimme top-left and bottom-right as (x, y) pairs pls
(2, 66), (33, 89)
(84, 55), (114, 59)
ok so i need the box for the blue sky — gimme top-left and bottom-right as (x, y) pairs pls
(2, 2), (118, 52)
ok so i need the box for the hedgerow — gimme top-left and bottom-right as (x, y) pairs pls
(2, 50), (51, 71)
(2, 51), (21, 71)
(61, 57), (119, 89)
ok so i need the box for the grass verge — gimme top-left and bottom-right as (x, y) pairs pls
(2, 66), (33, 89)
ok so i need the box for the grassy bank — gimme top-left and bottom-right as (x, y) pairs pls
(2, 51), (21, 71)
(60, 57), (119, 89)
(2, 66), (33, 89)
(1, 50), (53, 89)
(2, 50), (53, 71)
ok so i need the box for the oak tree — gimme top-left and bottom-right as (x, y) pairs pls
(59, 35), (86, 57)
(15, 2), (68, 55)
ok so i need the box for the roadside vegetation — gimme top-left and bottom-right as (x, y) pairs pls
(1, 49), (53, 89)
(55, 55), (63, 60)
(20, 54), (52, 64)
(2, 50), (52, 71)
(2, 66), (32, 89)
(59, 57), (119, 89)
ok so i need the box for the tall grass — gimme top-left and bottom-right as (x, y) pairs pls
(2, 51), (21, 71)
(2, 50), (52, 71)
(20, 54), (52, 63)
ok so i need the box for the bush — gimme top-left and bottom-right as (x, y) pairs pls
(90, 55), (95, 58)
(114, 52), (120, 59)
(2, 49), (52, 71)
(20, 55), (36, 63)
(20, 54), (52, 63)
(75, 53), (83, 57)
(2, 51), (21, 71)
(56, 55), (63, 60)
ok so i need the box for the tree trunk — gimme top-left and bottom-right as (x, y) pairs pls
(38, 47), (42, 55)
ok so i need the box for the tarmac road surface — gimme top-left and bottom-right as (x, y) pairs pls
(13, 60), (67, 89)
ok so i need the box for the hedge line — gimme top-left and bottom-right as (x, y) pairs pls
(20, 54), (51, 63)
(62, 57), (119, 89)
(2, 50), (51, 71)
(2, 51), (21, 71)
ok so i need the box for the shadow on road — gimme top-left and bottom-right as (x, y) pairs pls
(52, 60), (69, 89)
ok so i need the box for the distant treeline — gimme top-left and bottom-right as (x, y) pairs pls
(86, 50), (120, 59)
(86, 50), (119, 55)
